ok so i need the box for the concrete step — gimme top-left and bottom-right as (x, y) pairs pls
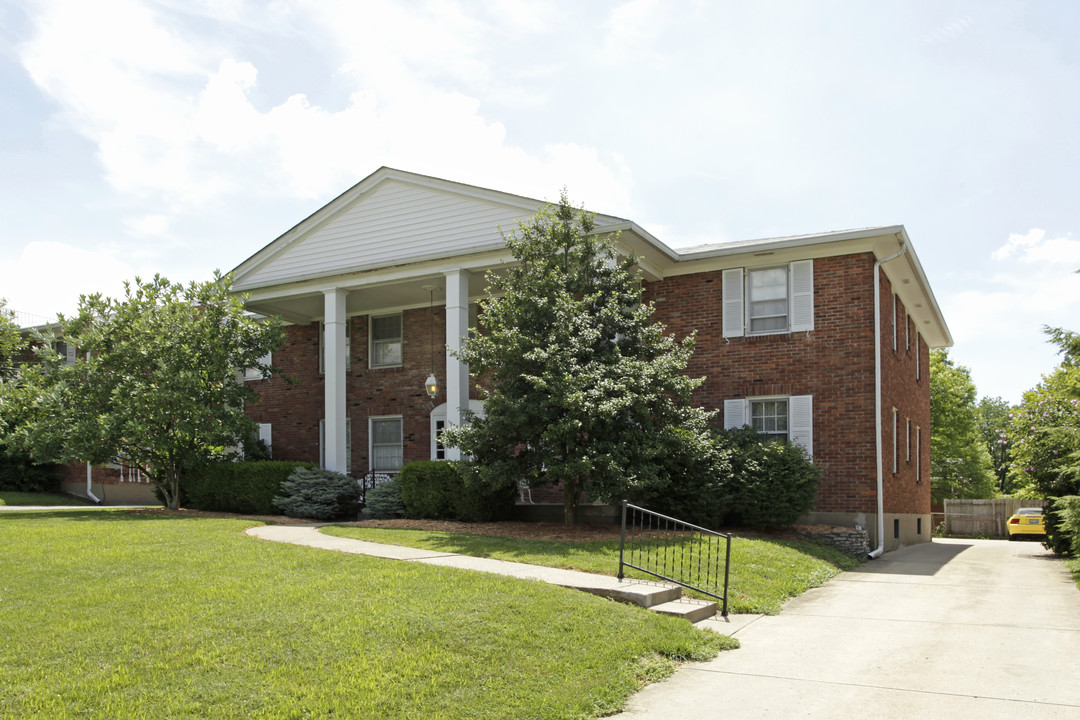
(595, 582), (683, 608)
(650, 598), (718, 623)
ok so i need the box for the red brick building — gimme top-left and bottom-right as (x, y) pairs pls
(233, 167), (950, 552)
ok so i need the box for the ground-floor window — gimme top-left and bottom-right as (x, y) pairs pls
(432, 419), (447, 460)
(370, 416), (403, 472)
(724, 395), (813, 455)
(319, 418), (352, 474)
(750, 399), (788, 441)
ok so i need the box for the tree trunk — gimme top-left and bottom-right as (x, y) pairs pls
(168, 475), (180, 510)
(563, 483), (580, 526)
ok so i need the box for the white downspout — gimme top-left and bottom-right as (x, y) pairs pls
(85, 462), (101, 504)
(82, 350), (101, 505)
(869, 240), (907, 559)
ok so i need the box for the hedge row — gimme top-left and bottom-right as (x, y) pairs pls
(0, 448), (60, 493)
(399, 460), (516, 522)
(181, 461), (317, 514)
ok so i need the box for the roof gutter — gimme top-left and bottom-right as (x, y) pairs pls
(869, 239), (908, 559)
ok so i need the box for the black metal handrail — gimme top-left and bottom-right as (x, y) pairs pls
(618, 500), (732, 617)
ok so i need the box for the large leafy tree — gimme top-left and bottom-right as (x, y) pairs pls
(977, 396), (1013, 493)
(7, 274), (283, 509)
(445, 194), (716, 524)
(929, 349), (996, 504)
(0, 299), (23, 381)
(1006, 326), (1080, 498)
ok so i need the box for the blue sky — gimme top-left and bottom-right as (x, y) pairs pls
(2, 0), (1079, 404)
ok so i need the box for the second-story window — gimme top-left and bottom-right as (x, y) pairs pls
(371, 314), (402, 368)
(747, 267), (789, 333)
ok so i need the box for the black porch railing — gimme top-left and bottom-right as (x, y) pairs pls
(358, 472), (392, 509)
(618, 500), (732, 617)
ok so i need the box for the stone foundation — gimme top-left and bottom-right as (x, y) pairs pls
(794, 524), (870, 556)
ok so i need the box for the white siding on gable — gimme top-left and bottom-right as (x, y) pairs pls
(241, 180), (537, 287)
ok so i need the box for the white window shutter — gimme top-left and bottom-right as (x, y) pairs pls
(724, 398), (749, 429)
(789, 395), (813, 456)
(789, 260), (814, 332)
(722, 268), (745, 338)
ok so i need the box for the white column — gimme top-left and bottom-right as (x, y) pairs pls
(444, 269), (471, 461)
(323, 288), (348, 473)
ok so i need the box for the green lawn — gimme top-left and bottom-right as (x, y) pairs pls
(0, 511), (731, 719)
(322, 525), (862, 615)
(0, 491), (91, 507)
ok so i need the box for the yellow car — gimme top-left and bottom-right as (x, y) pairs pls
(1007, 507), (1046, 540)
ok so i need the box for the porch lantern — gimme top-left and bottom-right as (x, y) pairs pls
(424, 285), (440, 399)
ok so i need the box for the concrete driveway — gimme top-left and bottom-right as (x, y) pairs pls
(615, 538), (1080, 719)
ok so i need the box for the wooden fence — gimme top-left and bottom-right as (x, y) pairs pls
(943, 498), (1045, 537)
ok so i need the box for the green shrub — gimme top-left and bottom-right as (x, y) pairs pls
(698, 427), (821, 529)
(400, 461), (461, 519)
(454, 472), (517, 522)
(398, 460), (516, 522)
(0, 448), (61, 493)
(1045, 496), (1080, 556)
(364, 478), (405, 519)
(182, 461), (316, 514)
(273, 467), (359, 520)
(631, 427), (735, 531)
(636, 428), (820, 531)
(717, 427), (822, 529)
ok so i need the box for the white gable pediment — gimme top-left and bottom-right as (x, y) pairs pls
(234, 170), (546, 290)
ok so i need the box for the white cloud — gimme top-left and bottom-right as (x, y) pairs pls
(18, 0), (633, 223)
(600, 0), (669, 65)
(0, 242), (143, 321)
(122, 214), (171, 238)
(991, 228), (1080, 264)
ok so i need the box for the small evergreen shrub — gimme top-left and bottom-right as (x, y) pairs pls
(273, 467), (359, 520)
(1045, 496), (1080, 556)
(0, 446), (61, 493)
(182, 461), (315, 514)
(400, 461), (462, 519)
(364, 478), (405, 519)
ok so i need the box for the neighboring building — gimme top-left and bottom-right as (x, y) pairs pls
(11, 324), (158, 504)
(233, 167), (950, 551)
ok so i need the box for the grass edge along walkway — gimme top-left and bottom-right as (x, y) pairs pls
(1, 510), (732, 720)
(322, 524), (862, 616)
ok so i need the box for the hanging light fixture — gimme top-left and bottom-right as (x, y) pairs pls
(424, 286), (440, 399)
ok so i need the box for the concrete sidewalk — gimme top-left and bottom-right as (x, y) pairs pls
(615, 538), (1080, 719)
(245, 524), (760, 631)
